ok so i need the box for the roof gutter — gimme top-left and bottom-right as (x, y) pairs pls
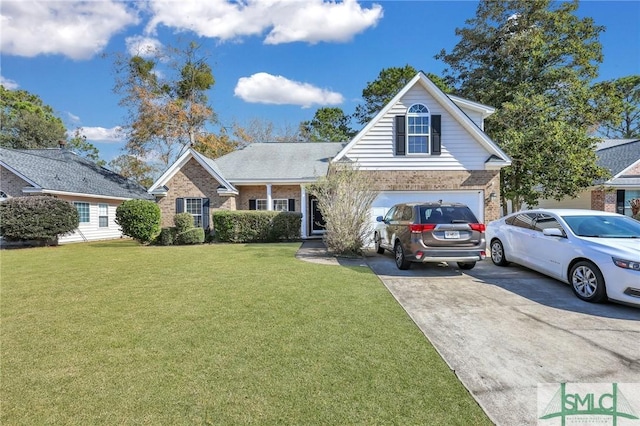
(22, 187), (142, 201)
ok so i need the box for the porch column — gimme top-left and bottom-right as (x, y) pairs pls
(300, 184), (307, 238)
(266, 184), (273, 211)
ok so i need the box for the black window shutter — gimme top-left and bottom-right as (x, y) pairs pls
(288, 199), (295, 212)
(616, 190), (625, 214)
(249, 199), (256, 210)
(176, 198), (184, 213)
(202, 198), (210, 229)
(395, 115), (406, 156)
(431, 115), (441, 155)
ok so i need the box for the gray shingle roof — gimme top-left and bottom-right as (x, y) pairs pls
(596, 139), (640, 178)
(214, 142), (345, 182)
(0, 147), (153, 199)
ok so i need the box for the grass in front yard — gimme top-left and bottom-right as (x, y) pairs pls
(1, 240), (489, 425)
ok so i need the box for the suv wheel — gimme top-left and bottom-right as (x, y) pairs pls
(394, 243), (411, 270)
(457, 262), (476, 270)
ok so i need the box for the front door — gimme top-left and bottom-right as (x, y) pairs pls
(310, 196), (326, 233)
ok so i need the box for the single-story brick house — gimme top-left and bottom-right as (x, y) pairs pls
(148, 72), (512, 237)
(0, 146), (153, 243)
(536, 139), (640, 217)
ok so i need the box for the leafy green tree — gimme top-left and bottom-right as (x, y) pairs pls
(353, 65), (453, 126)
(108, 154), (156, 189)
(67, 128), (105, 166)
(114, 41), (217, 166)
(0, 86), (67, 149)
(437, 0), (614, 212)
(595, 75), (640, 139)
(301, 107), (356, 142)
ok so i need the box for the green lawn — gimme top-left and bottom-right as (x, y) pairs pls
(1, 240), (490, 425)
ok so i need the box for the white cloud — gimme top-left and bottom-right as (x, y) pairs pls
(66, 112), (80, 123)
(145, 0), (382, 44)
(234, 72), (344, 108)
(76, 126), (124, 143)
(0, 1), (138, 60)
(125, 35), (163, 58)
(0, 73), (19, 89)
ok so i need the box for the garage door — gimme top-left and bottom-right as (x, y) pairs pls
(370, 190), (485, 223)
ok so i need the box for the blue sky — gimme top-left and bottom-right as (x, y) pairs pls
(2, 0), (639, 163)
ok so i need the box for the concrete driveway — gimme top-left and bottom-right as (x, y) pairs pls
(366, 253), (640, 426)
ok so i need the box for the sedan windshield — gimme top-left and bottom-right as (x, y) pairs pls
(562, 215), (640, 238)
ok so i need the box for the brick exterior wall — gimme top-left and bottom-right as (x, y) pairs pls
(0, 166), (32, 196)
(361, 169), (502, 222)
(591, 189), (620, 213)
(157, 158), (236, 227)
(237, 185), (302, 212)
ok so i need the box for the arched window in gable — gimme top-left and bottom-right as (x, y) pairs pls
(407, 103), (430, 154)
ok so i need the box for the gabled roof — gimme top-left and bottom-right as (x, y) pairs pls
(333, 71), (511, 166)
(596, 139), (640, 187)
(0, 147), (153, 200)
(148, 148), (238, 194)
(214, 142), (345, 183)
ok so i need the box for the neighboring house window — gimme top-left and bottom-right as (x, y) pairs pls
(0, 191), (8, 202)
(175, 198), (210, 229)
(74, 202), (90, 223)
(249, 199), (296, 211)
(98, 204), (109, 228)
(407, 103), (430, 154)
(185, 198), (203, 227)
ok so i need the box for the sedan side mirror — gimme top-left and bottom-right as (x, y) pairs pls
(542, 228), (565, 237)
(376, 216), (384, 222)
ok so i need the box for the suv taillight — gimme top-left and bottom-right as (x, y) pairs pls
(410, 224), (436, 233)
(469, 223), (486, 232)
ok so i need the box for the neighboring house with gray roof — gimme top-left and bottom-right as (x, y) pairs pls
(536, 139), (640, 216)
(148, 72), (511, 238)
(0, 146), (153, 243)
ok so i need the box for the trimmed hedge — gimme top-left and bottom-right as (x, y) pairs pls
(158, 227), (177, 246)
(115, 199), (161, 244)
(213, 210), (301, 243)
(176, 227), (205, 245)
(173, 212), (194, 233)
(0, 196), (79, 244)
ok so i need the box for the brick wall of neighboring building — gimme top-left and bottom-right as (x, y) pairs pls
(361, 169), (502, 222)
(604, 191), (617, 213)
(591, 189), (619, 213)
(156, 158), (235, 227)
(0, 166), (33, 196)
(590, 189), (605, 211)
(237, 185), (302, 211)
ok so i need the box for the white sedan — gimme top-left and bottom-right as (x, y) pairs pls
(486, 209), (640, 307)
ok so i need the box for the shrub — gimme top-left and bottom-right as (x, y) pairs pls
(157, 227), (177, 246)
(307, 163), (378, 255)
(212, 210), (301, 243)
(115, 199), (161, 244)
(0, 196), (79, 244)
(176, 227), (205, 245)
(174, 212), (194, 233)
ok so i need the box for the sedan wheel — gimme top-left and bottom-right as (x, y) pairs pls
(394, 243), (411, 270)
(374, 232), (385, 254)
(490, 239), (509, 266)
(570, 261), (607, 303)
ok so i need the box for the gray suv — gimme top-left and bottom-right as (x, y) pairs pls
(374, 202), (486, 270)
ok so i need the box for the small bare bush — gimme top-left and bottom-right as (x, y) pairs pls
(308, 163), (378, 255)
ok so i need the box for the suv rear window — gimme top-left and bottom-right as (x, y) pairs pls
(419, 206), (479, 224)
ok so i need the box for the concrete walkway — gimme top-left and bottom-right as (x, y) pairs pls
(296, 240), (640, 425)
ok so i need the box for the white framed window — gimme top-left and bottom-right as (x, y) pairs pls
(273, 199), (289, 211)
(407, 103), (430, 154)
(74, 202), (90, 223)
(254, 199), (290, 211)
(98, 203), (108, 228)
(185, 198), (203, 227)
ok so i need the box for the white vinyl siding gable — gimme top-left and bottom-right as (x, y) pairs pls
(343, 86), (491, 171)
